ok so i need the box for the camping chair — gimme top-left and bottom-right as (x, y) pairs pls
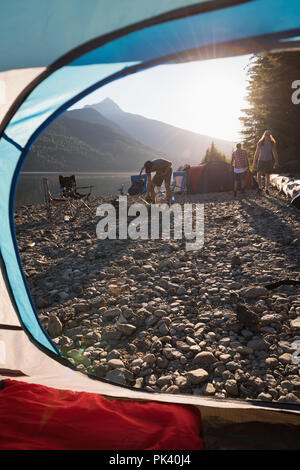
(171, 171), (188, 203)
(128, 174), (147, 195)
(42, 175), (94, 222)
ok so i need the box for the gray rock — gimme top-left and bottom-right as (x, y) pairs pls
(131, 358), (144, 367)
(107, 359), (125, 369)
(257, 392), (273, 402)
(241, 286), (269, 299)
(263, 356), (278, 367)
(105, 368), (127, 385)
(103, 308), (122, 319)
(290, 317), (300, 329)
(74, 303), (90, 313)
(186, 368), (209, 385)
(202, 382), (216, 396)
(279, 353), (292, 364)
(102, 327), (122, 341)
(154, 309), (167, 317)
(224, 379), (239, 396)
(156, 356), (169, 368)
(94, 364), (108, 378)
(260, 314), (282, 325)
(145, 315), (158, 327)
(116, 323), (136, 336)
(193, 351), (217, 367)
(231, 254), (241, 267)
(247, 338), (268, 351)
(176, 340), (191, 352)
(278, 393), (300, 404)
(177, 286), (186, 296)
(134, 377), (144, 388)
(157, 375), (173, 387)
(236, 346), (253, 356)
(159, 323), (169, 335)
(165, 385), (180, 393)
(107, 349), (121, 361)
(47, 314), (62, 338)
(144, 353), (156, 365)
(174, 375), (188, 388)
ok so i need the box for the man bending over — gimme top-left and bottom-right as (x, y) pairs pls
(144, 158), (173, 204)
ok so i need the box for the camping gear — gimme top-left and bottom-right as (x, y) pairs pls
(128, 174), (147, 195)
(0, 379), (204, 450)
(1, 0), (300, 451)
(171, 171), (187, 193)
(42, 175), (93, 221)
(270, 174), (300, 209)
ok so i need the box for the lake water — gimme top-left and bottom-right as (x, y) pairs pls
(15, 172), (135, 208)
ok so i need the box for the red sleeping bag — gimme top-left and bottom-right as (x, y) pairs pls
(0, 379), (204, 450)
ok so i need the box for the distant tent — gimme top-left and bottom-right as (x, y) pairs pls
(1, 0), (300, 451)
(186, 161), (257, 194)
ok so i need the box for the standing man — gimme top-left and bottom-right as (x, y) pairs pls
(144, 157), (173, 204)
(231, 143), (250, 197)
(253, 130), (279, 195)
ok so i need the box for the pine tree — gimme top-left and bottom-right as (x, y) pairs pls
(239, 51), (300, 165)
(202, 141), (228, 163)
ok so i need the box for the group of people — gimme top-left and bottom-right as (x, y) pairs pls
(231, 130), (279, 197)
(139, 129), (279, 204)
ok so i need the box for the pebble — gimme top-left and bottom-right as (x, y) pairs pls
(16, 192), (300, 403)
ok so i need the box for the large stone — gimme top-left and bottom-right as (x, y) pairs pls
(102, 308), (122, 320)
(47, 314), (62, 338)
(186, 368), (209, 385)
(105, 368), (126, 385)
(107, 349), (121, 361)
(247, 338), (268, 351)
(241, 286), (269, 299)
(202, 382), (216, 396)
(144, 353), (156, 365)
(260, 314), (282, 325)
(107, 359), (125, 369)
(193, 351), (217, 367)
(231, 254), (242, 267)
(156, 375), (173, 387)
(74, 303), (90, 313)
(177, 286), (187, 296)
(279, 353), (292, 365)
(116, 323), (136, 336)
(175, 375), (188, 388)
(290, 317), (300, 329)
(102, 327), (122, 341)
(224, 379), (239, 396)
(158, 323), (169, 335)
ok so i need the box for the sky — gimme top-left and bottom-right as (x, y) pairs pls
(74, 54), (253, 143)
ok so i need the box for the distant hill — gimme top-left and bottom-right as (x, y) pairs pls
(23, 110), (158, 172)
(86, 98), (235, 166)
(23, 100), (235, 174)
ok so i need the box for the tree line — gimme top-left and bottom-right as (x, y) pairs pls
(203, 51), (300, 169)
(239, 51), (300, 167)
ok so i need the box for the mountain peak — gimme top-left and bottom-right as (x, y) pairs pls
(91, 98), (123, 114)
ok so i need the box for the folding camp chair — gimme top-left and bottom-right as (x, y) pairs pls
(129, 174), (147, 195)
(42, 175), (94, 222)
(171, 171), (188, 203)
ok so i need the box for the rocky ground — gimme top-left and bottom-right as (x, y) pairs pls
(15, 187), (300, 404)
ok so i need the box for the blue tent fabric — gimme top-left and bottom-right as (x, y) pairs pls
(1, 0), (300, 354)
